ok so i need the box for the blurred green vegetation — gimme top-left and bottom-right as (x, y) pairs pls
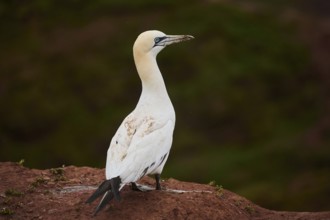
(1, 0), (329, 212)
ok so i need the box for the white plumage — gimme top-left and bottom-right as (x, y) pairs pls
(86, 30), (193, 215)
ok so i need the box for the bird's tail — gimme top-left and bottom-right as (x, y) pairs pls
(86, 176), (121, 215)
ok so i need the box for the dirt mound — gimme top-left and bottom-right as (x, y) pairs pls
(0, 162), (329, 220)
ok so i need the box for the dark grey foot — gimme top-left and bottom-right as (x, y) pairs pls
(131, 182), (153, 192)
(155, 174), (161, 190)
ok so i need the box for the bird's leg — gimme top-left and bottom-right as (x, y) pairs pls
(155, 174), (161, 190)
(131, 182), (153, 192)
(131, 182), (141, 191)
(130, 174), (163, 191)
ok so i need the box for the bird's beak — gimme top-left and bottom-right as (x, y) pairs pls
(163, 35), (194, 46)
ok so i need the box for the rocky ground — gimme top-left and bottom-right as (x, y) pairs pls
(0, 162), (329, 220)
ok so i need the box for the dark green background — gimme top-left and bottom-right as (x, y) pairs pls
(1, 0), (329, 211)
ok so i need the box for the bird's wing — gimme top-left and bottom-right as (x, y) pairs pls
(105, 113), (138, 174)
(106, 115), (174, 183)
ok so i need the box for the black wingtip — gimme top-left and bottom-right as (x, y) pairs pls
(93, 191), (114, 216)
(86, 176), (122, 215)
(110, 176), (121, 201)
(86, 180), (111, 204)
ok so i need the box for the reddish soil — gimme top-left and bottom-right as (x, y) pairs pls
(0, 162), (329, 220)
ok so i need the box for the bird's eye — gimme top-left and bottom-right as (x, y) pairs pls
(154, 37), (162, 44)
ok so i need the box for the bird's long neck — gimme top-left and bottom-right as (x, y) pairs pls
(134, 52), (171, 104)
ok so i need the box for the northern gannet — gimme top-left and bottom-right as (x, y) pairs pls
(86, 30), (193, 215)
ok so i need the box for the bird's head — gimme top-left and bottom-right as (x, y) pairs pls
(133, 30), (194, 58)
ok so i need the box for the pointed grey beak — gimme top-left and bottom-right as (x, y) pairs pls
(163, 35), (194, 46)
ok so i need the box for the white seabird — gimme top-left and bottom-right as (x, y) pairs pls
(86, 30), (194, 215)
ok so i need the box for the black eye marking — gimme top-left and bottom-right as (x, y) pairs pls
(154, 37), (162, 44)
(153, 36), (167, 46)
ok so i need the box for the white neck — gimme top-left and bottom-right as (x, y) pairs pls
(133, 51), (171, 106)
